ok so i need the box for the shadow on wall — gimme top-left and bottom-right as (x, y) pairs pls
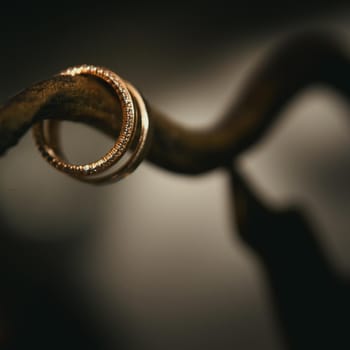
(1, 3), (350, 350)
(231, 166), (350, 349)
(0, 211), (129, 350)
(1, 162), (350, 350)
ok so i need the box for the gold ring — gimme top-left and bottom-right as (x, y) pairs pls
(32, 65), (150, 184)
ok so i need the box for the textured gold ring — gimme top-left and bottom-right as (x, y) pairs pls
(32, 65), (150, 183)
(33, 65), (135, 176)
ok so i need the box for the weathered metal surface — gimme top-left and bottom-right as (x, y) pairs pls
(0, 33), (349, 175)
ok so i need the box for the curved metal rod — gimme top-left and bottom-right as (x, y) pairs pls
(0, 32), (349, 175)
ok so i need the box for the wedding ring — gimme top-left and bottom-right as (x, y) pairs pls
(32, 65), (150, 184)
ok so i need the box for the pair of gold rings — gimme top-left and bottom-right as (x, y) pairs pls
(32, 65), (150, 184)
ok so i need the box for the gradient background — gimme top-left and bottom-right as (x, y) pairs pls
(1, 2), (350, 349)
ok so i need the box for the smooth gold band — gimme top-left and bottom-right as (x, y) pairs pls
(32, 65), (150, 184)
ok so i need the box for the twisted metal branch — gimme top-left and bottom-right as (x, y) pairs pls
(0, 32), (349, 175)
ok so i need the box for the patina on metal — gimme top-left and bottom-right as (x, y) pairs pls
(0, 33), (349, 176)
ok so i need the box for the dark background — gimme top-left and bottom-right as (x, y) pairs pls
(1, 1), (350, 349)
